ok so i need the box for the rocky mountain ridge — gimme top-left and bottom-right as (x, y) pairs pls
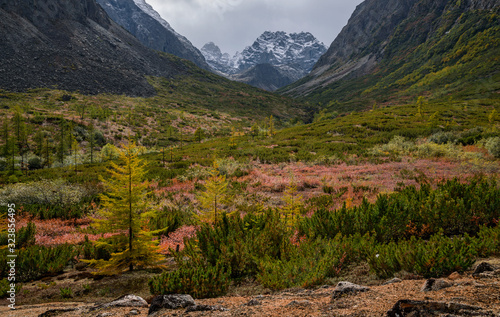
(201, 31), (327, 91)
(281, 0), (500, 108)
(96, 0), (210, 70)
(0, 0), (194, 96)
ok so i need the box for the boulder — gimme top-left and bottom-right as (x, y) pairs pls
(421, 278), (453, 292)
(387, 299), (494, 316)
(185, 304), (228, 312)
(473, 262), (495, 276)
(148, 294), (195, 315)
(91, 294), (148, 311)
(448, 271), (462, 280)
(331, 281), (370, 300)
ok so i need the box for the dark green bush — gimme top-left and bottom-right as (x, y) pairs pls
(28, 157), (43, 170)
(368, 232), (478, 278)
(0, 244), (77, 282)
(300, 177), (500, 242)
(149, 262), (230, 299)
(0, 279), (22, 298)
(0, 222), (36, 249)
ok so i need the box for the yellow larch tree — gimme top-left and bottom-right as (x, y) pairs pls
(196, 161), (233, 223)
(87, 140), (163, 274)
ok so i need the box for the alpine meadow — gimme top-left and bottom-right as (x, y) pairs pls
(0, 0), (500, 316)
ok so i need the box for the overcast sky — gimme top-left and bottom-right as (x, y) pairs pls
(146, 0), (364, 56)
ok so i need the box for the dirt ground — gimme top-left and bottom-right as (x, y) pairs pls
(1, 259), (500, 317)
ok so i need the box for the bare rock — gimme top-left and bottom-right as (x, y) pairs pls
(286, 300), (312, 307)
(421, 278), (453, 292)
(387, 299), (495, 316)
(448, 272), (462, 280)
(245, 299), (262, 306)
(473, 262), (496, 277)
(148, 294), (195, 315)
(38, 308), (79, 317)
(91, 294), (148, 311)
(383, 278), (402, 285)
(185, 304), (228, 312)
(331, 281), (370, 300)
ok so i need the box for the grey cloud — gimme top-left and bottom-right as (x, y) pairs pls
(148, 0), (363, 55)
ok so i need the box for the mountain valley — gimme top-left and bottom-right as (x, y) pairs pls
(0, 0), (499, 316)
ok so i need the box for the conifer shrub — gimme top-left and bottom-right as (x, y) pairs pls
(0, 222), (36, 249)
(255, 232), (377, 290)
(148, 206), (188, 237)
(473, 225), (500, 257)
(148, 262), (230, 299)
(300, 177), (500, 242)
(368, 232), (478, 278)
(0, 244), (77, 282)
(0, 279), (21, 298)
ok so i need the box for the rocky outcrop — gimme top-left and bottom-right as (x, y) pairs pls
(91, 294), (148, 311)
(421, 278), (454, 292)
(282, 0), (500, 97)
(284, 0), (419, 96)
(387, 299), (495, 316)
(0, 0), (191, 96)
(331, 281), (370, 300)
(96, 0), (210, 70)
(148, 294), (195, 315)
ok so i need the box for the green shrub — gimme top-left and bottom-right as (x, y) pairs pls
(485, 137), (500, 158)
(0, 222), (36, 249)
(368, 232), (478, 278)
(59, 287), (73, 298)
(0, 279), (22, 298)
(148, 207), (189, 237)
(0, 179), (89, 207)
(457, 127), (484, 145)
(149, 262), (230, 299)
(16, 222), (36, 248)
(301, 177), (500, 242)
(0, 245), (77, 282)
(28, 157), (43, 170)
(428, 131), (456, 144)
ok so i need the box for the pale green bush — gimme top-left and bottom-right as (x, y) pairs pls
(0, 179), (89, 206)
(485, 137), (500, 158)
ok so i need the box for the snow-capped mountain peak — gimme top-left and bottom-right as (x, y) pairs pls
(200, 31), (327, 91)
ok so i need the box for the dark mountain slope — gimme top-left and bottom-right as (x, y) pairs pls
(281, 0), (500, 111)
(96, 0), (210, 70)
(230, 63), (302, 91)
(0, 0), (191, 96)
